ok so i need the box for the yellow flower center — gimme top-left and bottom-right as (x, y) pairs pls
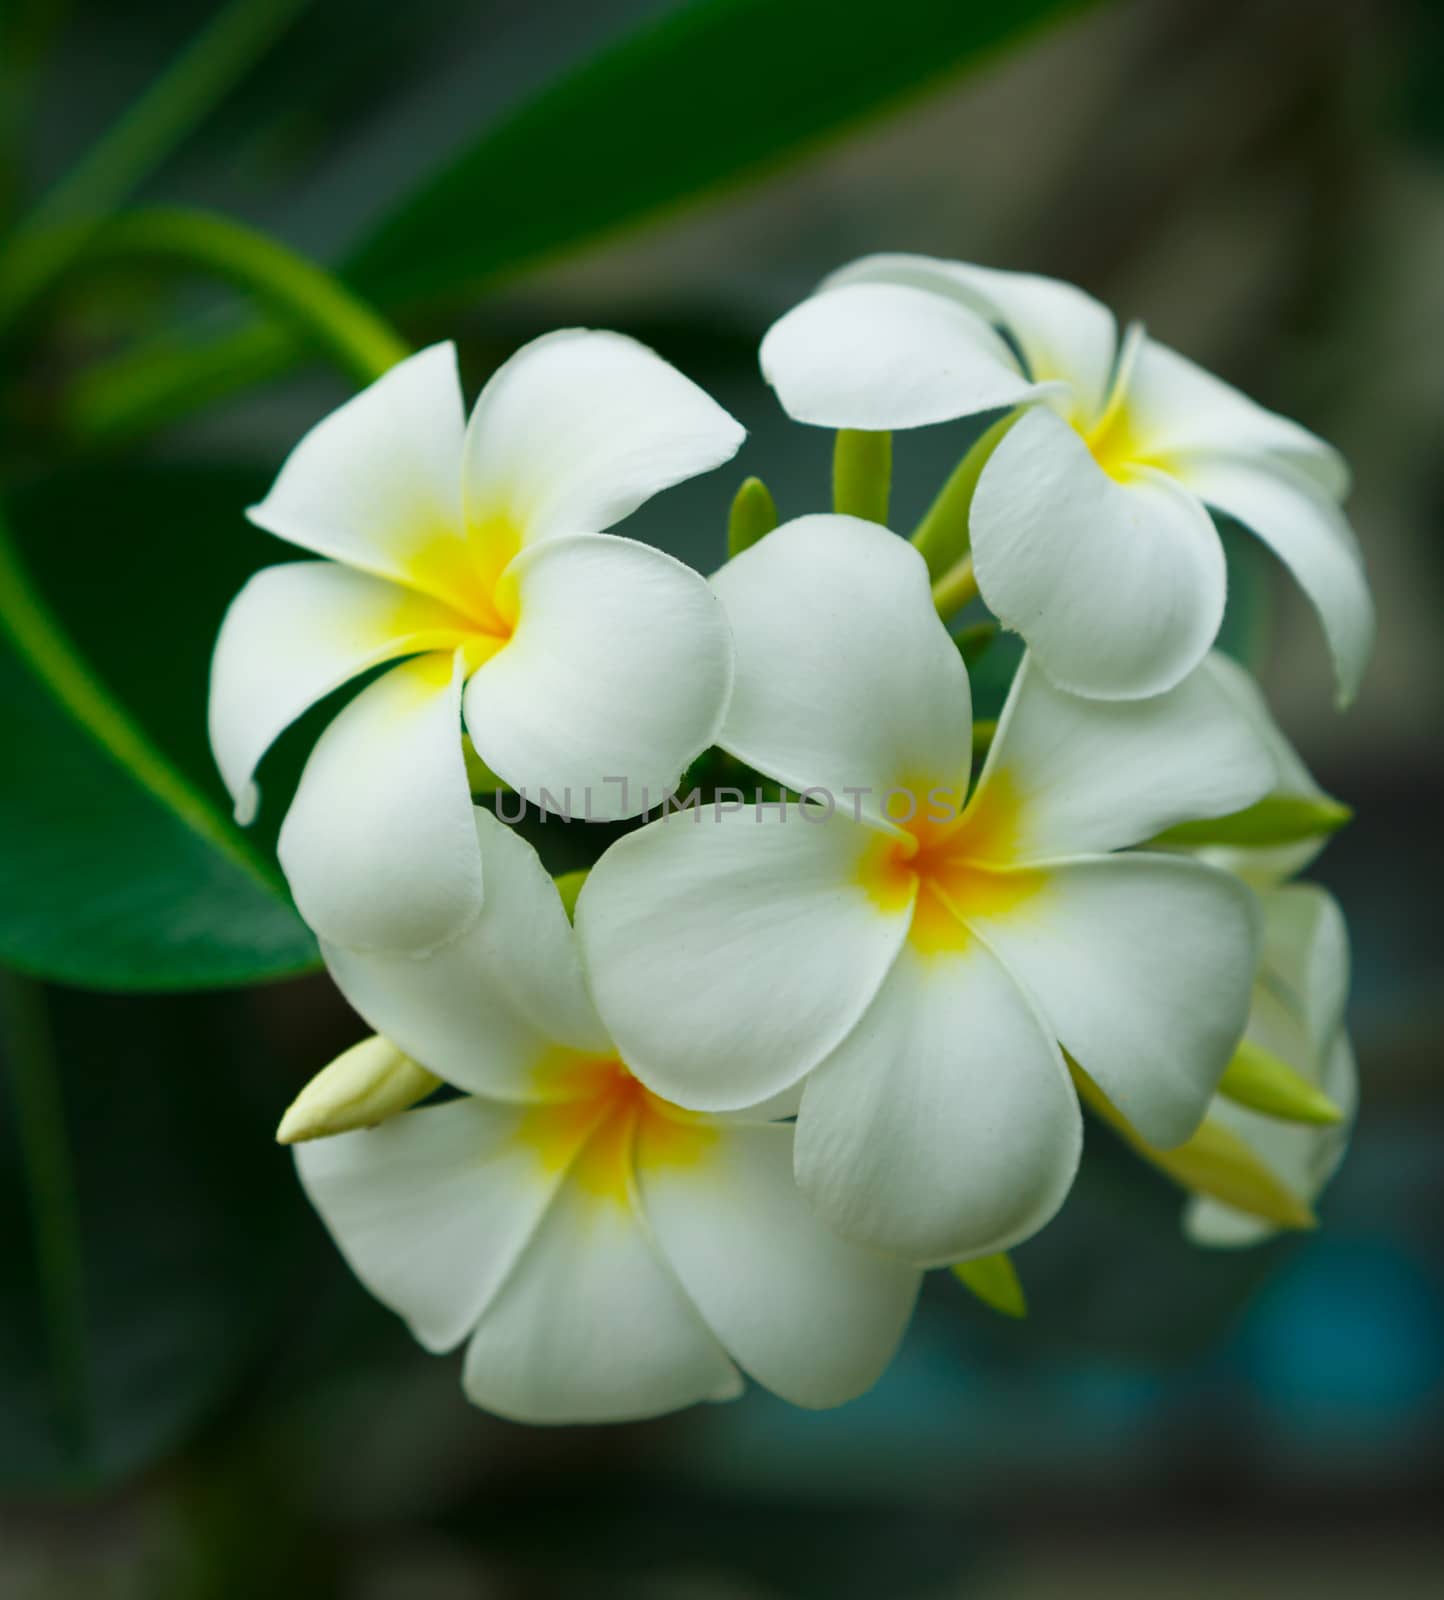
(861, 770), (1045, 957)
(514, 1054), (716, 1207)
(403, 510), (524, 661)
(1075, 325), (1158, 484)
(1082, 392), (1145, 483)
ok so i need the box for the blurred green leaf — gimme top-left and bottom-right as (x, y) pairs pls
(0, 469), (319, 990)
(350, 0), (1085, 304)
(0, 980), (312, 1493)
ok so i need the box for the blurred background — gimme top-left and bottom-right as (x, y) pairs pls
(1, 0), (1442, 1594)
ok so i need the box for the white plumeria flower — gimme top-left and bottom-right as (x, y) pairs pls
(577, 516), (1275, 1267)
(1184, 881), (1355, 1246)
(294, 805), (920, 1425)
(210, 332), (743, 952)
(761, 255), (1374, 705)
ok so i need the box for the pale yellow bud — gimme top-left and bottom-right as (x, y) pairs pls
(277, 1036), (441, 1144)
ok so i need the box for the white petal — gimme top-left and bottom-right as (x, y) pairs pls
(1259, 883), (1352, 1063)
(964, 855), (1260, 1148)
(1124, 337), (1349, 498)
(576, 810), (912, 1111)
(794, 939), (1081, 1266)
(247, 344), (476, 606)
(967, 653), (1274, 862)
(637, 1121), (921, 1407)
(1177, 456), (1374, 708)
(278, 651), (481, 952)
(760, 280), (1038, 430)
(825, 255), (1119, 424)
(1198, 651), (1331, 883)
(462, 1166), (741, 1424)
(321, 807), (609, 1100)
(462, 328), (744, 544)
(209, 562), (472, 825)
(295, 1095), (559, 1353)
(971, 406), (1226, 699)
(712, 515), (971, 818)
(463, 534), (733, 821)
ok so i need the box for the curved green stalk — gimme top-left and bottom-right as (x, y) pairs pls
(910, 410), (1021, 580)
(0, 0), (312, 328)
(0, 499), (285, 897)
(932, 552), (979, 620)
(26, 207), (408, 386)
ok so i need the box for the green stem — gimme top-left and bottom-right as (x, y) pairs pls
(0, 972), (90, 1462)
(832, 430), (892, 524)
(0, 499), (286, 897)
(910, 410), (1020, 580)
(932, 552), (979, 620)
(0, 0), (312, 328)
(15, 207), (408, 385)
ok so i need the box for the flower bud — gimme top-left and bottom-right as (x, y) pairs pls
(277, 1036), (441, 1144)
(1218, 1038), (1344, 1126)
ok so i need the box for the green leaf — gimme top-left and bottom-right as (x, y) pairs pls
(1148, 792), (1352, 851)
(349, 0), (1088, 304)
(950, 1253), (1027, 1319)
(0, 470), (319, 990)
(0, 977), (313, 1493)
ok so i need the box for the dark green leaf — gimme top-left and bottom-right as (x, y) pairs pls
(351, 0), (1088, 305)
(0, 978), (316, 1493)
(0, 468), (319, 990)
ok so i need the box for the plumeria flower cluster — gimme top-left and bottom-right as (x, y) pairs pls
(212, 259), (1372, 1425)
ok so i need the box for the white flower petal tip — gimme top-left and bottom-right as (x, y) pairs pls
(1177, 458), (1375, 710)
(766, 256), (1368, 703)
(710, 514), (970, 813)
(301, 813), (920, 1423)
(760, 280), (1039, 430)
(245, 343), (469, 597)
(795, 940), (1083, 1267)
(462, 328), (745, 544)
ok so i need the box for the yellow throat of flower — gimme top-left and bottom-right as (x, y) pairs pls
(861, 770), (1045, 957)
(515, 1055), (717, 1208)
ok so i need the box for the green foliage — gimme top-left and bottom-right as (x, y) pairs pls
(0, 471), (319, 990)
(0, 978), (314, 1493)
(348, 0), (1085, 307)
